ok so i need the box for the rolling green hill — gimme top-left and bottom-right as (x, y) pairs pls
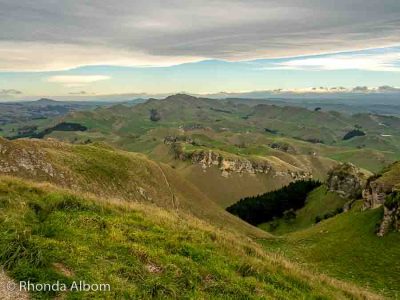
(57, 94), (400, 152)
(250, 162), (400, 299)
(262, 202), (400, 298)
(1, 135), (398, 299)
(0, 176), (381, 299)
(0, 137), (265, 238)
(13, 94), (396, 208)
(255, 161), (400, 298)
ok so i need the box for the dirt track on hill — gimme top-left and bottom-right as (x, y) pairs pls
(0, 271), (29, 300)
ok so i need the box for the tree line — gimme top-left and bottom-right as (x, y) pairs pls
(226, 180), (321, 225)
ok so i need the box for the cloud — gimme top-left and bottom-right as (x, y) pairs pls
(0, 89), (22, 96)
(352, 86), (370, 92)
(377, 85), (400, 92)
(0, 0), (399, 71)
(202, 85), (400, 98)
(47, 75), (110, 87)
(269, 50), (400, 72)
(350, 85), (400, 93)
(69, 91), (88, 95)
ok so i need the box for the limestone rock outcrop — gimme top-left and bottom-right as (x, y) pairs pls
(326, 162), (370, 199)
(361, 162), (400, 236)
(362, 176), (393, 210)
(171, 142), (310, 179)
(0, 137), (64, 180)
(377, 202), (400, 236)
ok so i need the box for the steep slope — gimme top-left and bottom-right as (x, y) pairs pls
(362, 161), (400, 236)
(0, 137), (265, 238)
(259, 186), (348, 234)
(255, 162), (400, 298)
(0, 176), (382, 299)
(263, 202), (400, 299)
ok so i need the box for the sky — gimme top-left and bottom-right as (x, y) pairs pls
(0, 0), (400, 100)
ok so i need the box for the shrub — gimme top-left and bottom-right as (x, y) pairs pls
(150, 109), (161, 122)
(385, 191), (400, 210)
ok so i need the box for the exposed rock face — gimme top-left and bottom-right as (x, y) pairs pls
(191, 150), (272, 177)
(326, 163), (369, 199)
(361, 162), (400, 236)
(362, 176), (393, 210)
(164, 135), (194, 145)
(269, 142), (296, 153)
(172, 143), (310, 179)
(0, 137), (64, 180)
(377, 203), (400, 237)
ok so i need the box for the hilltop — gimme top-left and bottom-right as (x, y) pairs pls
(5, 93), (396, 206)
(1, 123), (399, 298)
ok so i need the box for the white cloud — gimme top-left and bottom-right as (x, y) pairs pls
(0, 42), (204, 72)
(47, 75), (111, 87)
(0, 89), (22, 96)
(0, 1), (399, 71)
(270, 51), (400, 72)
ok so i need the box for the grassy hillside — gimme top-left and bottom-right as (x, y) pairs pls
(259, 186), (348, 234)
(375, 161), (400, 188)
(0, 177), (382, 299)
(0, 137), (265, 238)
(262, 202), (400, 298)
(8, 94), (398, 207)
(39, 94), (400, 171)
(6, 95), (400, 152)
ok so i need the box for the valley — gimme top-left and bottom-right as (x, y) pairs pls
(1, 94), (400, 299)
(2, 2), (400, 299)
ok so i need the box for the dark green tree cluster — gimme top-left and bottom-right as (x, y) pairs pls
(342, 129), (366, 140)
(226, 180), (321, 225)
(8, 122), (87, 140)
(315, 207), (343, 224)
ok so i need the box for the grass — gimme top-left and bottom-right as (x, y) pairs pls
(47, 94), (400, 175)
(327, 149), (398, 173)
(0, 176), (380, 299)
(376, 161), (400, 188)
(0, 137), (267, 238)
(259, 186), (348, 235)
(261, 202), (400, 298)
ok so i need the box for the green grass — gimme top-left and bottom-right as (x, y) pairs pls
(0, 177), (378, 299)
(259, 186), (348, 235)
(327, 149), (398, 173)
(54, 95), (400, 173)
(0, 137), (270, 238)
(376, 161), (400, 188)
(261, 202), (400, 298)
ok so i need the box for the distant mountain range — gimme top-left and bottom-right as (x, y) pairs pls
(3, 88), (399, 116)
